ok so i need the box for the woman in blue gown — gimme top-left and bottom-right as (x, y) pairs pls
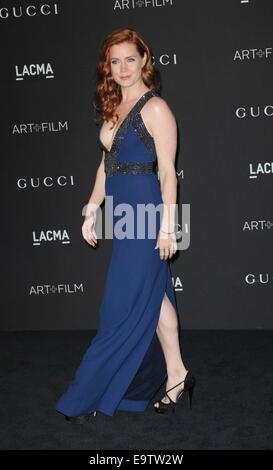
(55, 28), (195, 422)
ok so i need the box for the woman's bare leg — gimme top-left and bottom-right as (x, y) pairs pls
(155, 293), (188, 405)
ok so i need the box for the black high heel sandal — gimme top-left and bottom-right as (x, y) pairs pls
(153, 371), (196, 414)
(65, 411), (97, 424)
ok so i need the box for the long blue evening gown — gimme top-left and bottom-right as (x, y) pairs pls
(55, 89), (179, 417)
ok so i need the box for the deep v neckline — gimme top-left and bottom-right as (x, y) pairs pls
(99, 89), (154, 153)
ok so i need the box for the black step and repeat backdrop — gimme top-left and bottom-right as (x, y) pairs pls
(1, 0), (272, 330)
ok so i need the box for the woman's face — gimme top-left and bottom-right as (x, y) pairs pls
(109, 42), (146, 90)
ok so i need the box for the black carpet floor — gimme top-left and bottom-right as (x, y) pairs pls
(0, 330), (272, 450)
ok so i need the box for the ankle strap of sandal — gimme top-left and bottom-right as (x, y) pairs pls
(165, 372), (189, 393)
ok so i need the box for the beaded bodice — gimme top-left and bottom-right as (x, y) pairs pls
(98, 89), (158, 177)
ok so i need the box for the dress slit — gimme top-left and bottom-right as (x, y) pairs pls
(117, 263), (178, 413)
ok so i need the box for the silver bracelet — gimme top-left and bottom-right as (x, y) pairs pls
(160, 228), (175, 234)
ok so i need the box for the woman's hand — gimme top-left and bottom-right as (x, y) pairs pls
(82, 212), (98, 247)
(155, 229), (177, 260)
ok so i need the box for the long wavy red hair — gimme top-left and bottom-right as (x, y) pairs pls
(94, 28), (160, 129)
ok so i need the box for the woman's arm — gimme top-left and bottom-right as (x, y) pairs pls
(84, 151), (106, 217)
(147, 96), (178, 234)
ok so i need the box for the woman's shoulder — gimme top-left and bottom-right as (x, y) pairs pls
(145, 93), (174, 120)
(149, 92), (167, 106)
